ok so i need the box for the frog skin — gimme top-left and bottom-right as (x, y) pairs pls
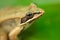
(0, 3), (44, 40)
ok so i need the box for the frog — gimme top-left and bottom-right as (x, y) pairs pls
(0, 3), (44, 40)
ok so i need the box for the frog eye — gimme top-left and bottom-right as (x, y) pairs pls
(26, 12), (33, 16)
(26, 12), (34, 19)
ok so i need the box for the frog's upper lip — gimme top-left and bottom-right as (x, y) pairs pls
(20, 9), (44, 25)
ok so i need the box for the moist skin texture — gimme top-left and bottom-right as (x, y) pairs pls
(0, 3), (44, 40)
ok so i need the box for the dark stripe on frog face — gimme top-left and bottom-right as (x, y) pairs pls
(21, 11), (41, 23)
(21, 12), (34, 23)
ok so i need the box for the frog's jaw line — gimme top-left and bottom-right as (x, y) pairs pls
(20, 9), (44, 26)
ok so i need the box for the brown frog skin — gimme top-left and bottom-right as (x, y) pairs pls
(0, 3), (44, 40)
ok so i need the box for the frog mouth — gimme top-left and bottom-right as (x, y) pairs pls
(20, 9), (44, 25)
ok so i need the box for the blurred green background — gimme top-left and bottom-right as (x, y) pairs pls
(0, 0), (60, 40)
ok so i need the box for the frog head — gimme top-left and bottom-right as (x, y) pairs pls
(20, 3), (44, 30)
